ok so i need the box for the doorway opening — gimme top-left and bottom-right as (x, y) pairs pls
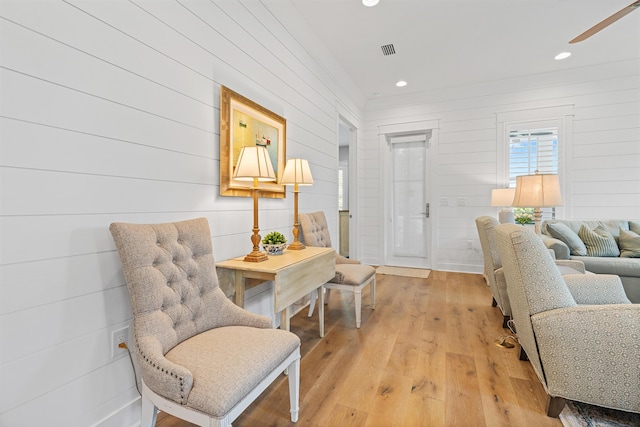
(338, 117), (356, 259)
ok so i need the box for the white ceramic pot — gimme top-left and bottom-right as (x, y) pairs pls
(263, 243), (287, 255)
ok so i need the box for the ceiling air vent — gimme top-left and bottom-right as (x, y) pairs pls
(381, 44), (396, 56)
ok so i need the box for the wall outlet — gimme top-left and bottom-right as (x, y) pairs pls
(457, 198), (466, 206)
(111, 326), (129, 359)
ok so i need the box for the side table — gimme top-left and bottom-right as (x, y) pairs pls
(217, 246), (335, 337)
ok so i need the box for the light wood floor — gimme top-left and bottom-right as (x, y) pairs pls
(156, 271), (563, 427)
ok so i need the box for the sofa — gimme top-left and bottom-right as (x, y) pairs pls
(540, 219), (640, 303)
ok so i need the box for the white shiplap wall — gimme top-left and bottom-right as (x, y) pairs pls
(359, 59), (640, 272)
(0, 0), (364, 425)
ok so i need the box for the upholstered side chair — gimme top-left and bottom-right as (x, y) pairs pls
(476, 216), (512, 327)
(495, 224), (639, 417)
(299, 211), (376, 328)
(109, 218), (301, 427)
(476, 216), (586, 328)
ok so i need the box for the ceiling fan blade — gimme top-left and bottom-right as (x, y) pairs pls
(569, 0), (640, 44)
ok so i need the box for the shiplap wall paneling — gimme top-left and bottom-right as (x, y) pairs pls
(571, 85), (640, 219)
(0, 0), (364, 424)
(436, 117), (497, 272)
(353, 125), (382, 265)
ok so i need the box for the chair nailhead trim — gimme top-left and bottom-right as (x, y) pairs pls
(137, 345), (187, 403)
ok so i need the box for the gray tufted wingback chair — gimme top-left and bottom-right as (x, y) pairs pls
(299, 211), (376, 328)
(495, 224), (639, 417)
(109, 218), (301, 426)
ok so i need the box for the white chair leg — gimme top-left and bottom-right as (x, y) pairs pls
(288, 358), (300, 423)
(141, 393), (158, 426)
(308, 289), (317, 317)
(371, 278), (376, 309)
(354, 288), (362, 328)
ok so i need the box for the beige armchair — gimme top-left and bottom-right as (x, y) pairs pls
(476, 216), (586, 328)
(476, 216), (512, 327)
(109, 218), (301, 426)
(495, 224), (639, 417)
(299, 211), (376, 328)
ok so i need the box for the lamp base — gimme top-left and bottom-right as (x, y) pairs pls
(533, 207), (543, 235)
(287, 241), (305, 250)
(243, 250), (269, 262)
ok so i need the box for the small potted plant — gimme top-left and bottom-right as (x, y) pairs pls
(515, 213), (533, 225)
(262, 231), (287, 255)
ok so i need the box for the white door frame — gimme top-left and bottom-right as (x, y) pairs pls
(379, 120), (439, 269)
(338, 115), (358, 260)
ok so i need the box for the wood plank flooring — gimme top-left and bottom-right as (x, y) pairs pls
(156, 271), (562, 427)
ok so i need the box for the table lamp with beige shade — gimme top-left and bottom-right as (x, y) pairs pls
(491, 188), (516, 224)
(280, 158), (314, 250)
(233, 146), (276, 262)
(512, 172), (563, 235)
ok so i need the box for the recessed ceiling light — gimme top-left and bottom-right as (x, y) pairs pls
(362, 0), (379, 6)
(396, 80), (407, 87)
(554, 52), (571, 60)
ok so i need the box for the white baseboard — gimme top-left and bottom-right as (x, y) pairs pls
(359, 257), (380, 267)
(91, 395), (141, 427)
(437, 263), (483, 274)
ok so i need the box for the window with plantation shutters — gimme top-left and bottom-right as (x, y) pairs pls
(496, 106), (572, 220)
(508, 127), (558, 188)
(507, 123), (560, 221)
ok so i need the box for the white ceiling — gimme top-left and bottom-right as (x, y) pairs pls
(288, 0), (640, 100)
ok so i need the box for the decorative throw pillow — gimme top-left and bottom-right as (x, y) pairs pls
(619, 228), (640, 258)
(578, 224), (620, 257)
(546, 222), (587, 256)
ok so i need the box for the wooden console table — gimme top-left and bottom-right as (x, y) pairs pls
(216, 246), (335, 337)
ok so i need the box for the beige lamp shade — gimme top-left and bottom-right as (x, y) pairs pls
(512, 173), (563, 207)
(280, 158), (314, 185)
(233, 146), (276, 182)
(491, 188), (516, 207)
(280, 158), (313, 250)
(491, 188), (516, 224)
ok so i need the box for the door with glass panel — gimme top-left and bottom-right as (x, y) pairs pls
(385, 133), (431, 268)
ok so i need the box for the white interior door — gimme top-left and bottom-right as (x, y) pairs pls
(385, 133), (431, 268)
